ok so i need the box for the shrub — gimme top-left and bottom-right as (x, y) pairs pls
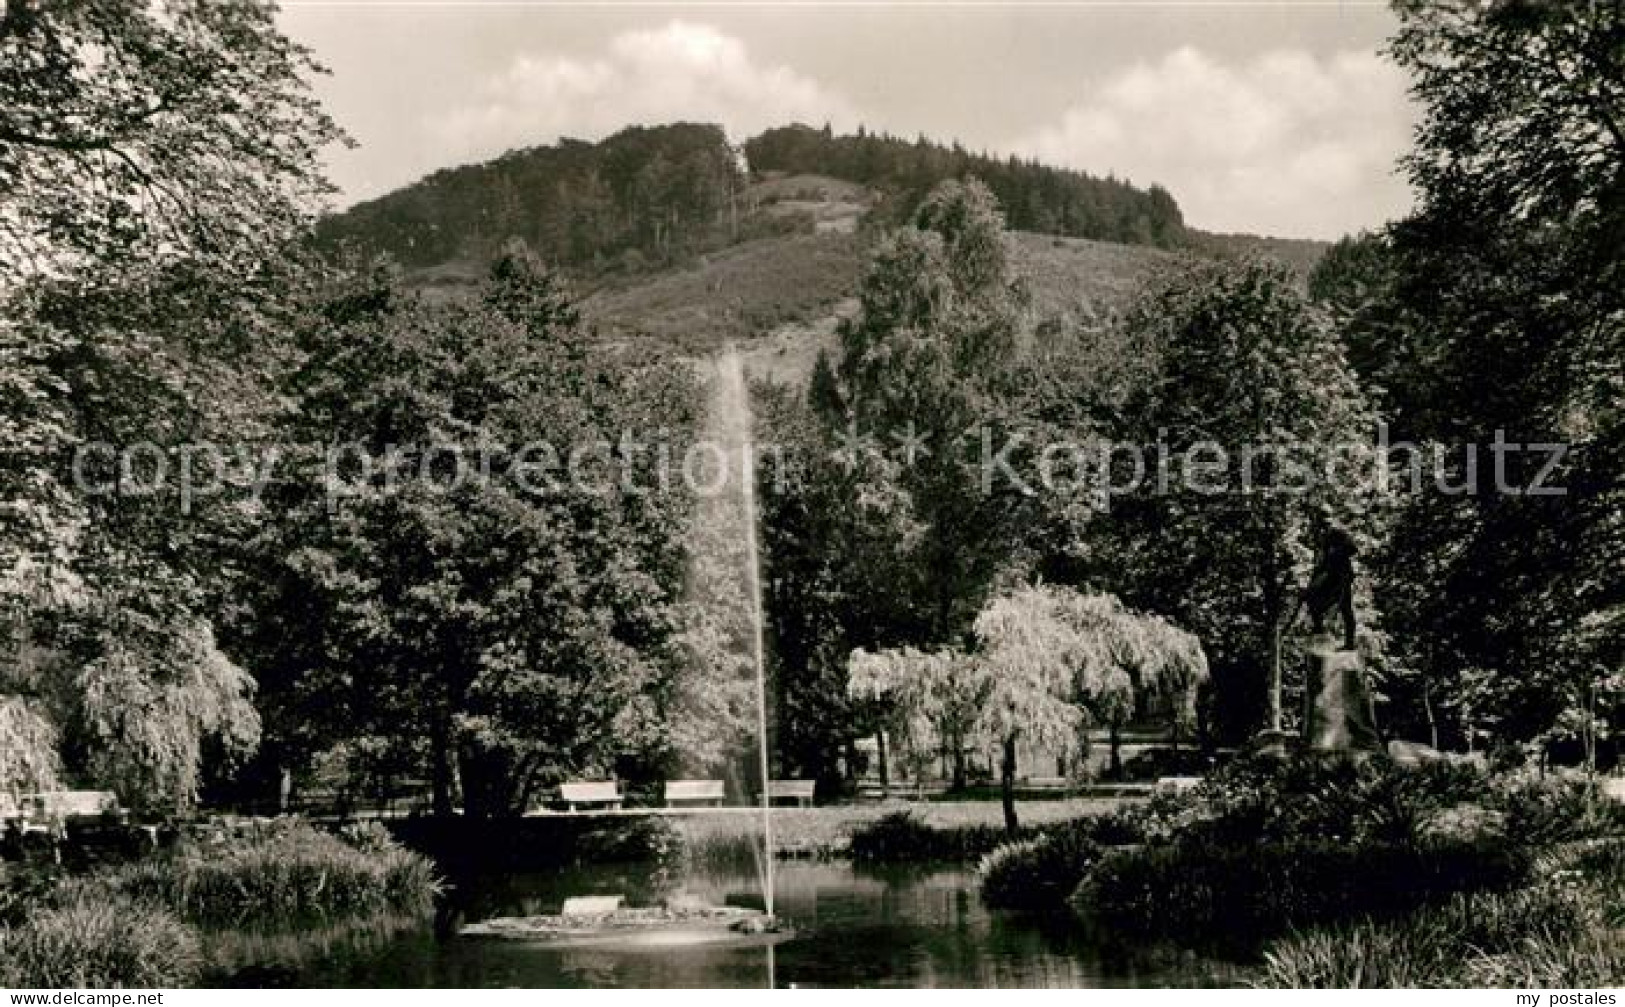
(1059, 811), (1147, 847)
(576, 817), (685, 870)
(1417, 803), (1507, 844)
(679, 826), (763, 869)
(1188, 754), (1491, 847)
(1079, 838), (1532, 947)
(1259, 847), (1625, 987)
(979, 826), (1102, 910)
(1493, 772), (1625, 845)
(1541, 838), (1625, 925)
(1119, 746), (1213, 782)
(0, 891), (200, 988)
(1103, 753), (1522, 852)
(0, 865), (59, 927)
(338, 820), (398, 854)
(849, 811), (1017, 863)
(1114, 789), (1215, 845)
(850, 810), (1136, 865)
(100, 820), (438, 926)
(850, 811), (946, 861)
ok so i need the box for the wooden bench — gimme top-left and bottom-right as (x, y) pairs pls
(664, 780), (725, 807)
(558, 781), (622, 812)
(765, 779), (815, 807)
(31, 790), (124, 821)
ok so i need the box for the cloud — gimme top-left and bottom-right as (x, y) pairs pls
(430, 22), (858, 164)
(1013, 47), (1414, 239)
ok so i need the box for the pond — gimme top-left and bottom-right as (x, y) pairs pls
(211, 862), (1248, 988)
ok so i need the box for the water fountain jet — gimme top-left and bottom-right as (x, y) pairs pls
(458, 346), (790, 953)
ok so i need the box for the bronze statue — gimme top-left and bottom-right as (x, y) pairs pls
(1297, 524), (1357, 650)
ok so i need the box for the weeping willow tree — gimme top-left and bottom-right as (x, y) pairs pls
(0, 696), (59, 796)
(972, 593), (1089, 832)
(848, 645), (989, 792)
(849, 584), (1207, 830)
(1, 592), (259, 812)
(73, 624), (260, 813)
(1044, 589), (1209, 778)
(975, 584), (1208, 829)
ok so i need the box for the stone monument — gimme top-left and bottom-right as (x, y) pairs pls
(1302, 637), (1381, 753)
(1290, 524), (1382, 754)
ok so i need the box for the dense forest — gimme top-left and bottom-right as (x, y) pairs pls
(315, 123), (761, 271)
(743, 124), (1186, 248)
(315, 121), (1190, 276)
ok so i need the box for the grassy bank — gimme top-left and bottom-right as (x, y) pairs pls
(0, 888), (201, 988)
(95, 820), (438, 926)
(1080, 838), (1531, 945)
(388, 812), (689, 872)
(0, 820), (439, 988)
(1258, 840), (1625, 987)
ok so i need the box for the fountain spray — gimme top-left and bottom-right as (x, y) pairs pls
(721, 346), (776, 919)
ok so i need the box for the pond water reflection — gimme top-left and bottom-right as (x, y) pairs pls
(214, 862), (1247, 988)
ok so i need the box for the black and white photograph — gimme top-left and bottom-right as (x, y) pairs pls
(1, 0), (1622, 991)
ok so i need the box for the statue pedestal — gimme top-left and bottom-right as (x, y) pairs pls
(1302, 641), (1380, 753)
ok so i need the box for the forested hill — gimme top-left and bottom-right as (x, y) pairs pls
(744, 124), (1185, 248)
(315, 121), (1190, 273)
(316, 123), (751, 270)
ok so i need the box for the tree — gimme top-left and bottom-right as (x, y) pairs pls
(852, 584), (1206, 832)
(799, 180), (1057, 797)
(971, 587), (1087, 833)
(1108, 261), (1385, 741)
(1336, 0), (1625, 752)
(848, 646), (987, 792)
(1, 0), (339, 809)
(743, 125), (1185, 248)
(0, 268), (278, 817)
(975, 584), (1206, 829)
(756, 382), (910, 792)
(821, 179), (1033, 645)
(247, 246), (699, 817)
(317, 124), (744, 273)
(0, 695), (59, 795)
(0, 0), (344, 285)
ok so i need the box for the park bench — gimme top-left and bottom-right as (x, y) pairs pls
(3, 791), (140, 861)
(20, 790), (126, 825)
(664, 780), (725, 807)
(765, 779), (815, 807)
(558, 781), (622, 812)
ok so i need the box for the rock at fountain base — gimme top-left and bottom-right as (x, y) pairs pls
(457, 903), (795, 950)
(1302, 641), (1381, 754)
(730, 914), (788, 935)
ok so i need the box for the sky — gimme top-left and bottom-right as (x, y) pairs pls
(279, 0), (1416, 240)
